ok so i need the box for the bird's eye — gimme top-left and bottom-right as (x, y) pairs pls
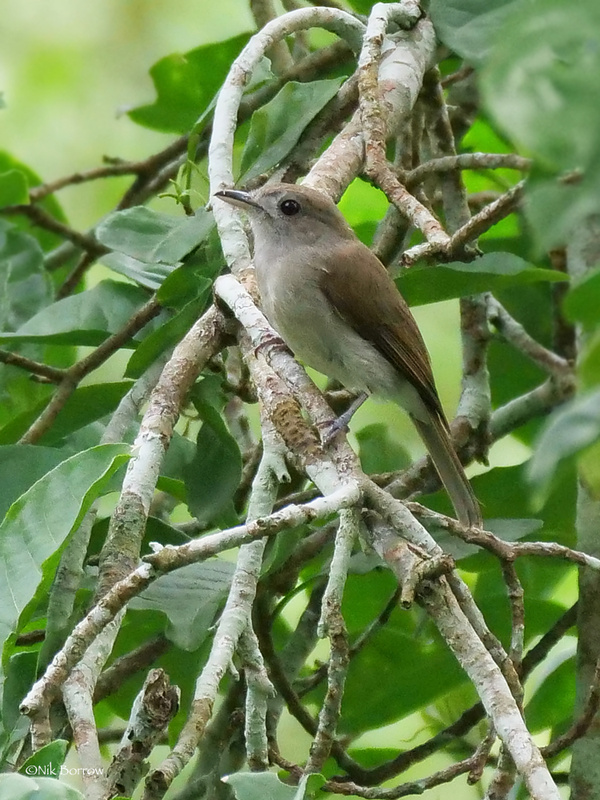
(279, 199), (301, 216)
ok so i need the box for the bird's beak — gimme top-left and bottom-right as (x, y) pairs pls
(213, 189), (262, 211)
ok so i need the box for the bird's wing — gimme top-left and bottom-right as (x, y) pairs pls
(319, 240), (444, 418)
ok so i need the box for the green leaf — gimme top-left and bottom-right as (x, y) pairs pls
(482, 0), (600, 172)
(338, 604), (468, 732)
(356, 423), (411, 473)
(397, 253), (567, 306)
(0, 221), (53, 332)
(0, 281), (154, 346)
(101, 609), (208, 738)
(156, 263), (216, 307)
(480, 0), (600, 248)
(562, 266), (600, 329)
(224, 772), (298, 800)
(0, 382), (134, 445)
(100, 252), (174, 291)
(0, 773), (84, 800)
(430, 0), (521, 64)
(1, 652), (36, 762)
(303, 572), (466, 733)
(96, 206), (214, 265)
(183, 381), (243, 526)
(0, 152), (66, 253)
(19, 740), (69, 777)
(579, 329), (600, 390)
(126, 288), (211, 379)
(131, 561), (234, 650)
(486, 283), (553, 447)
(240, 78), (345, 183)
(128, 33), (251, 134)
(525, 654), (575, 734)
(528, 389), (600, 499)
(474, 463), (576, 546)
(0, 170), (29, 206)
(0, 445), (67, 518)
(524, 172), (600, 251)
(0, 444), (131, 670)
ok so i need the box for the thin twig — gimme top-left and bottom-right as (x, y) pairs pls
(404, 152), (531, 188)
(487, 295), (572, 377)
(1, 204), (107, 256)
(305, 509), (358, 774)
(19, 297), (161, 445)
(406, 503), (600, 571)
(358, 5), (450, 246)
(501, 561), (525, 677)
(0, 349), (65, 383)
(402, 181), (526, 265)
(542, 659), (600, 759)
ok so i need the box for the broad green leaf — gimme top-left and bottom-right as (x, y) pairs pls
(0, 170), (29, 206)
(302, 573), (467, 732)
(156, 260), (218, 307)
(0, 152), (66, 253)
(100, 252), (173, 291)
(528, 389), (600, 499)
(356, 423), (411, 473)
(0, 281), (155, 346)
(476, 464), (576, 545)
(0, 382), (134, 445)
(524, 172), (600, 250)
(0, 774), (84, 800)
(430, 0), (520, 64)
(131, 561), (234, 650)
(126, 288), (211, 379)
(482, 0), (600, 172)
(473, 566), (569, 656)
(19, 741), (69, 777)
(0, 652), (36, 764)
(578, 438), (600, 497)
(579, 330), (600, 390)
(184, 379), (243, 526)
(334, 599), (468, 732)
(96, 206), (214, 265)
(101, 608), (209, 740)
(183, 413), (242, 526)
(0, 445), (67, 518)
(0, 364), (54, 434)
(397, 253), (567, 306)
(0, 216), (75, 429)
(0, 221), (53, 332)
(224, 772), (297, 800)
(0, 444), (130, 666)
(486, 282), (553, 446)
(481, 0), (600, 248)
(240, 78), (345, 183)
(525, 654), (576, 734)
(339, 570), (399, 637)
(128, 33), (252, 134)
(562, 266), (600, 329)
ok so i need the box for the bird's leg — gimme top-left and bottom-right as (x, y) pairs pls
(318, 391), (369, 445)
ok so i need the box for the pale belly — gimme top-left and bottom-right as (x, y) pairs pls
(258, 266), (427, 420)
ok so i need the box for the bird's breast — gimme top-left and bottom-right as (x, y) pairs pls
(253, 247), (422, 413)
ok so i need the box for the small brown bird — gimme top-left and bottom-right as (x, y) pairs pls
(215, 183), (481, 527)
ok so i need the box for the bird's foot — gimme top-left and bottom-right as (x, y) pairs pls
(317, 416), (349, 446)
(317, 392), (369, 445)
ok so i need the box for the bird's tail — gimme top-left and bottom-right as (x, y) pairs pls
(410, 410), (482, 528)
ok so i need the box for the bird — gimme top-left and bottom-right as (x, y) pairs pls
(214, 183), (481, 528)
